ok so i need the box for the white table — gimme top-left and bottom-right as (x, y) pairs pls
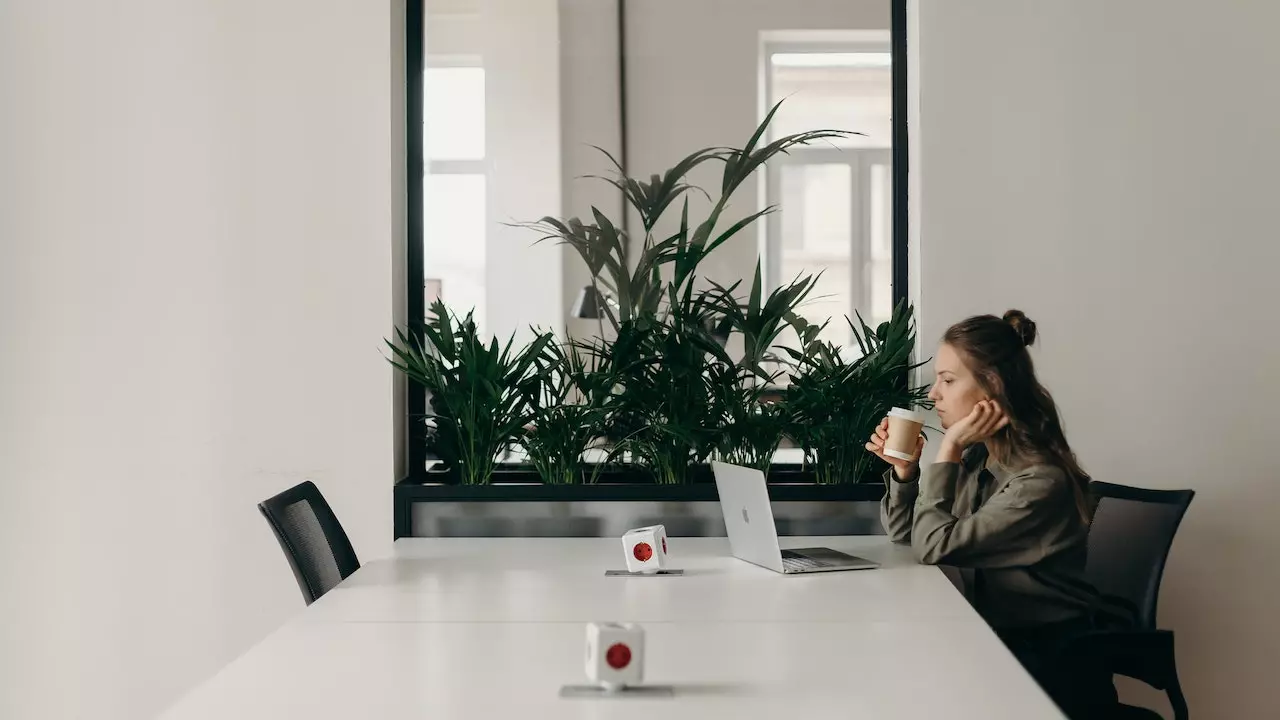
(302, 537), (973, 624)
(160, 537), (1065, 719)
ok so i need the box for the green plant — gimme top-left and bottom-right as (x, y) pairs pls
(704, 261), (820, 471)
(389, 101), (931, 486)
(519, 340), (610, 485)
(784, 301), (932, 484)
(574, 306), (728, 485)
(386, 300), (554, 485)
(707, 361), (792, 473)
(527, 101), (851, 326)
(522, 102), (852, 484)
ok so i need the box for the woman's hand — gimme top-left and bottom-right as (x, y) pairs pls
(935, 400), (1009, 463)
(865, 417), (924, 482)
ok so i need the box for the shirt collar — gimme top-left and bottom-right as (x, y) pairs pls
(963, 443), (1015, 483)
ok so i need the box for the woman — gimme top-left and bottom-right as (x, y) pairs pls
(866, 310), (1124, 718)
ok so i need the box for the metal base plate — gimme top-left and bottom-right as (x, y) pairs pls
(603, 569), (684, 577)
(559, 684), (676, 698)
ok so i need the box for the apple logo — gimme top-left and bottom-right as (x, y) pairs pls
(741, 507), (750, 524)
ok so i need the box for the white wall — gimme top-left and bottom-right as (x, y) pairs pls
(483, 0), (564, 345)
(0, 1), (401, 718)
(427, 1), (890, 338)
(424, 0), (564, 345)
(625, 0), (890, 292)
(558, 0), (624, 341)
(912, 1), (1280, 716)
(557, 1), (890, 338)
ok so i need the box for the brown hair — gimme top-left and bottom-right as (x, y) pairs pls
(942, 310), (1091, 518)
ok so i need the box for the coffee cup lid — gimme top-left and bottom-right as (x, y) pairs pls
(888, 407), (927, 423)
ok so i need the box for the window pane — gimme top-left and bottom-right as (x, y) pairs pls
(771, 52), (891, 69)
(424, 174), (486, 331)
(779, 164), (852, 349)
(424, 67), (485, 161)
(781, 164), (852, 252)
(764, 42), (895, 358)
(769, 54), (891, 148)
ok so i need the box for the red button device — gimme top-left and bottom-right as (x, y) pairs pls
(633, 542), (653, 562)
(605, 642), (632, 669)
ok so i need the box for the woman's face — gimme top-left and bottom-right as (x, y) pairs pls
(928, 342), (988, 430)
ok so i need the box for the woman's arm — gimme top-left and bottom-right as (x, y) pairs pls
(911, 463), (1079, 568)
(880, 465), (919, 543)
(866, 417), (925, 543)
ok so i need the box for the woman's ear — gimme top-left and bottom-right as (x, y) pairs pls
(978, 371), (1005, 403)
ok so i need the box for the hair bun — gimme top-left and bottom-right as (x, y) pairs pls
(1003, 309), (1037, 347)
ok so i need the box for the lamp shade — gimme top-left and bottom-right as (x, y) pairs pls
(706, 317), (731, 347)
(572, 285), (607, 319)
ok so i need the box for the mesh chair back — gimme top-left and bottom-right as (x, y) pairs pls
(1084, 481), (1194, 628)
(258, 481), (360, 605)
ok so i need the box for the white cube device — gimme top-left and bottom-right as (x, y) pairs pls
(621, 525), (669, 573)
(585, 622), (644, 689)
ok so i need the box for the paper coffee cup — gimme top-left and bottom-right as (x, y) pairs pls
(884, 408), (926, 461)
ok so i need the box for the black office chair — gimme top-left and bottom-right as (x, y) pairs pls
(258, 481), (361, 605)
(1071, 481), (1195, 720)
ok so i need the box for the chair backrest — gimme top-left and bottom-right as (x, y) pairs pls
(1084, 481), (1194, 629)
(258, 481), (360, 605)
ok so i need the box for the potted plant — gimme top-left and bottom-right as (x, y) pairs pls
(389, 102), (931, 492)
(705, 262), (820, 472)
(525, 103), (854, 485)
(519, 339), (611, 485)
(386, 300), (554, 485)
(785, 302), (931, 484)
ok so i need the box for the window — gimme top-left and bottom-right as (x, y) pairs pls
(424, 62), (487, 331)
(763, 42), (895, 353)
(768, 51), (893, 149)
(403, 3), (911, 485)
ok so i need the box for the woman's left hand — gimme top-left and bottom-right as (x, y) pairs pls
(936, 400), (1009, 462)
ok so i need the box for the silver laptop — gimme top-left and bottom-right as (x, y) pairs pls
(711, 461), (879, 574)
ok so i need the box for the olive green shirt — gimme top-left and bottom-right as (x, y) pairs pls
(881, 445), (1107, 629)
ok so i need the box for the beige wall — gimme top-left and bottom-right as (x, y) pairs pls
(482, 0), (564, 346)
(0, 1), (401, 717)
(557, 0), (624, 340)
(558, 0), (891, 340)
(912, 0), (1280, 716)
(624, 0), (890, 291)
(425, 0), (563, 346)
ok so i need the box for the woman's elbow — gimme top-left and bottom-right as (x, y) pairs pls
(881, 511), (912, 544)
(885, 524), (911, 544)
(911, 535), (946, 565)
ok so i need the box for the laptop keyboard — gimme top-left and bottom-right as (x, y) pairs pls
(781, 551), (826, 571)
